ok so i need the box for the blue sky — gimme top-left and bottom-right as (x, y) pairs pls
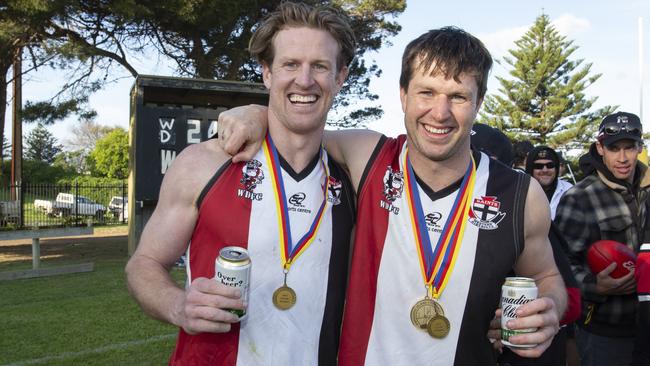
(6, 0), (650, 144)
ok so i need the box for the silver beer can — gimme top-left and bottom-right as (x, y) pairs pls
(501, 276), (538, 348)
(215, 246), (251, 320)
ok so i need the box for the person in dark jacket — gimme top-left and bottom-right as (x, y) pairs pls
(555, 112), (649, 366)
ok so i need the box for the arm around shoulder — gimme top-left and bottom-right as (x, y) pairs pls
(323, 129), (383, 190)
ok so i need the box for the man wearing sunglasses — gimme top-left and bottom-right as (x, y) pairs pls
(554, 111), (647, 366)
(525, 146), (573, 220)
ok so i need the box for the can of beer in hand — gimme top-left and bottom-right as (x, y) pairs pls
(215, 246), (251, 320)
(501, 276), (538, 348)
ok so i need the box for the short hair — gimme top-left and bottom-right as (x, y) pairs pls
(512, 140), (534, 167)
(248, 2), (356, 72)
(399, 27), (493, 100)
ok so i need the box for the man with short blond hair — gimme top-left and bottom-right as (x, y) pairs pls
(125, 3), (356, 365)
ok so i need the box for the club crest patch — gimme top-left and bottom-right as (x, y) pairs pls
(327, 176), (342, 205)
(379, 166), (403, 214)
(468, 196), (506, 230)
(238, 159), (264, 201)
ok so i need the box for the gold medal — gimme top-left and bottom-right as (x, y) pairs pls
(410, 298), (443, 330)
(272, 285), (296, 310)
(427, 315), (450, 339)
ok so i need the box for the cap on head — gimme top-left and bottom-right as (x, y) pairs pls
(525, 146), (560, 176)
(597, 112), (642, 147)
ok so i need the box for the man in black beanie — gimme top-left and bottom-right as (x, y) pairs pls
(525, 146), (572, 219)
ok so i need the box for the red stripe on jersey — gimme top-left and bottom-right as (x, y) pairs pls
(339, 136), (406, 365)
(170, 161), (252, 366)
(637, 249), (650, 295)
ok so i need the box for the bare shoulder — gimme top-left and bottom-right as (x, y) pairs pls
(523, 179), (551, 236)
(160, 140), (231, 205)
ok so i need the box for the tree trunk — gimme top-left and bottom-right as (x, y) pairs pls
(0, 63), (8, 170)
(11, 50), (22, 194)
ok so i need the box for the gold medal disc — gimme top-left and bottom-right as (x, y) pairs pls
(427, 315), (450, 339)
(272, 285), (297, 310)
(410, 299), (443, 330)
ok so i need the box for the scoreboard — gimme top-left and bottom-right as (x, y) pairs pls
(128, 75), (268, 253)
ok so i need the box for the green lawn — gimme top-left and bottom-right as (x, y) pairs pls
(0, 232), (186, 365)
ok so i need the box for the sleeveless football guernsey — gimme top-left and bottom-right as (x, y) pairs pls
(169, 145), (354, 366)
(338, 135), (529, 366)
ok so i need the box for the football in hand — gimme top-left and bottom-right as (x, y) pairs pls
(587, 240), (636, 278)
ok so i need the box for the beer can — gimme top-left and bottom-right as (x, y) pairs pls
(501, 276), (538, 348)
(215, 246), (251, 320)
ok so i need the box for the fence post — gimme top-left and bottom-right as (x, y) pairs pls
(19, 180), (24, 229)
(122, 181), (126, 223)
(75, 181), (79, 221)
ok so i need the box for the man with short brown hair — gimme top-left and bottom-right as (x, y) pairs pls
(555, 111), (648, 366)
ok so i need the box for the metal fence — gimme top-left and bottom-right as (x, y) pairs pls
(0, 182), (128, 230)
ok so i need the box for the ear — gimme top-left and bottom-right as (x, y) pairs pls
(475, 97), (484, 113)
(400, 87), (407, 113)
(595, 141), (605, 156)
(262, 62), (272, 89)
(335, 65), (349, 91)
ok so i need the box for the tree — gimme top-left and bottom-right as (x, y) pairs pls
(136, 0), (406, 127)
(65, 119), (114, 153)
(24, 122), (62, 163)
(88, 128), (128, 179)
(478, 14), (616, 151)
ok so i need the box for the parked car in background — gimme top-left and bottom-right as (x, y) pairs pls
(34, 193), (107, 219)
(108, 196), (128, 222)
(0, 200), (20, 227)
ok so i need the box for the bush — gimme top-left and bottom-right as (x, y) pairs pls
(1, 159), (77, 185)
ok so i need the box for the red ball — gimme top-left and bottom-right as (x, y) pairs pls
(587, 240), (636, 278)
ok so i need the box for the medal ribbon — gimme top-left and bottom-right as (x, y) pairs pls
(402, 148), (476, 299)
(263, 134), (330, 271)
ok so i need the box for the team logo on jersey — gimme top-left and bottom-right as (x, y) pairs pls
(379, 166), (403, 214)
(468, 196), (506, 230)
(289, 192), (306, 206)
(288, 192), (311, 213)
(238, 159), (264, 201)
(425, 212), (443, 233)
(327, 176), (342, 206)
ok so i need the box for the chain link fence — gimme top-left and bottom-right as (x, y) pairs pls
(0, 182), (128, 230)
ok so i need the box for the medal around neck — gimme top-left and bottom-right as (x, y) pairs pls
(273, 285), (297, 310)
(427, 314), (451, 339)
(402, 149), (476, 339)
(263, 135), (329, 312)
(410, 297), (443, 330)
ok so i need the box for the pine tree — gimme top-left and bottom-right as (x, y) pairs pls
(479, 14), (616, 150)
(24, 123), (62, 164)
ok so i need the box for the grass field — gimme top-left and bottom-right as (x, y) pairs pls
(0, 226), (186, 365)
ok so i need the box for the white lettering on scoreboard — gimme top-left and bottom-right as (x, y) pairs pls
(157, 116), (219, 175)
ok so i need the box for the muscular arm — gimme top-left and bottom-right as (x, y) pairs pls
(507, 179), (567, 357)
(516, 180), (567, 317)
(125, 141), (243, 333)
